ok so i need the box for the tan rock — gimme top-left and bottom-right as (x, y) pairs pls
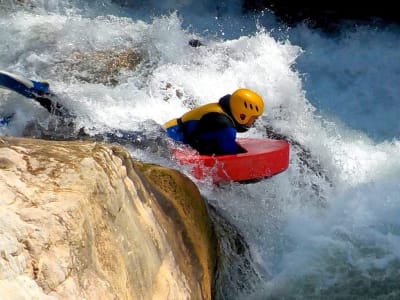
(0, 136), (216, 299)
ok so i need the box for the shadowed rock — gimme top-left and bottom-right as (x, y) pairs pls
(243, 1), (400, 30)
(55, 49), (142, 86)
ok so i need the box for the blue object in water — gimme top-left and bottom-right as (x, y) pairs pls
(0, 70), (50, 99)
(0, 114), (14, 126)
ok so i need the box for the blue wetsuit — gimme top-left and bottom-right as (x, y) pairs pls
(164, 95), (248, 155)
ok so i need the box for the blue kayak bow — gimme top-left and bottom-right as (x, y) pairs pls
(0, 70), (70, 117)
(0, 70), (50, 99)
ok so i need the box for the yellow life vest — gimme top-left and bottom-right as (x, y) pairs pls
(163, 103), (229, 128)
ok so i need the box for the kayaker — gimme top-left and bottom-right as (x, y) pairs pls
(163, 88), (264, 155)
(1, 70), (264, 156)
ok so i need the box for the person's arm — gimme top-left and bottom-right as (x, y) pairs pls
(191, 113), (239, 155)
(196, 126), (238, 155)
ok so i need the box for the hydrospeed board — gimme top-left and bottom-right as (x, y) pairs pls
(172, 138), (290, 184)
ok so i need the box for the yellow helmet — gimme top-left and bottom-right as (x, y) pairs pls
(229, 88), (264, 125)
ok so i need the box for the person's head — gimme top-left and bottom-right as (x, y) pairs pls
(229, 88), (264, 128)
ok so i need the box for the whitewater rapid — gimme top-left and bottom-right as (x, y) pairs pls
(1, 1), (400, 299)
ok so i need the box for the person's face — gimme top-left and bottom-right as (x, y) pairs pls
(245, 116), (258, 127)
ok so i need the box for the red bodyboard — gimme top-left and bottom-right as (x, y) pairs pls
(172, 138), (290, 184)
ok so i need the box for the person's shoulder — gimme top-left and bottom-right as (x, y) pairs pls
(199, 112), (234, 129)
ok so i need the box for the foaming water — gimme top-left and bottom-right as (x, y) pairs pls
(1, 2), (400, 299)
(253, 179), (400, 299)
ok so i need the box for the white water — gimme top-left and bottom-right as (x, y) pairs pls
(1, 1), (400, 298)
